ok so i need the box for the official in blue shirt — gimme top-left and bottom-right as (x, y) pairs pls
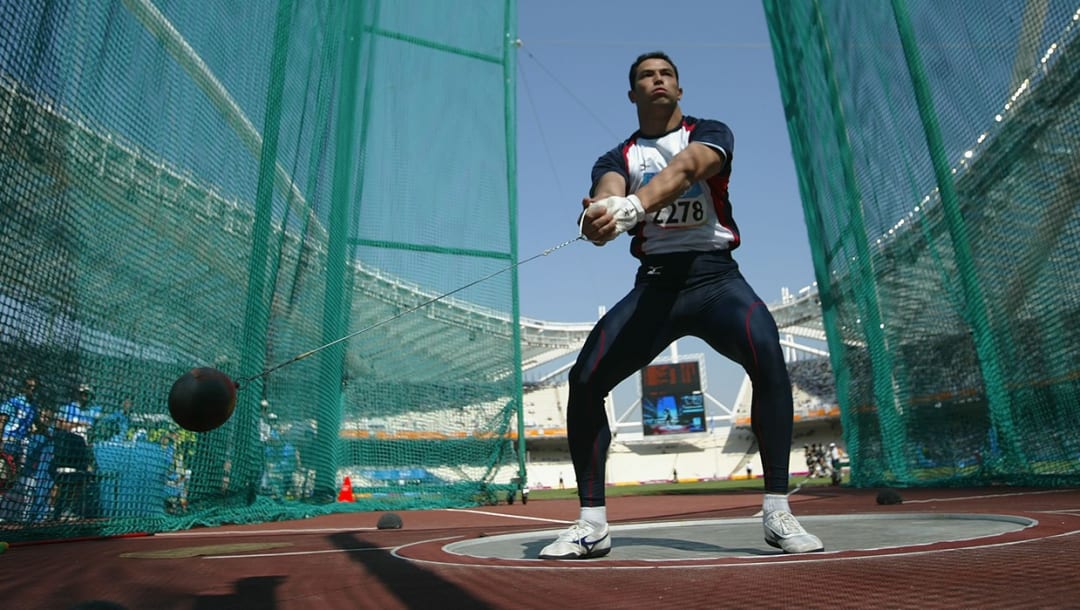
(1, 377), (40, 460)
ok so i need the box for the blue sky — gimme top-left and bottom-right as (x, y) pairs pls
(513, 1), (816, 413)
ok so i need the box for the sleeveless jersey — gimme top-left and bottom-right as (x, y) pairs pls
(591, 116), (740, 258)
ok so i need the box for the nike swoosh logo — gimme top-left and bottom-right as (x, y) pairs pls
(578, 532), (609, 551)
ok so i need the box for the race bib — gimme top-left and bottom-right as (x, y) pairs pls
(652, 199), (708, 228)
(641, 173), (708, 229)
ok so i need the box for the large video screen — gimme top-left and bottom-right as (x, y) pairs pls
(641, 361), (706, 436)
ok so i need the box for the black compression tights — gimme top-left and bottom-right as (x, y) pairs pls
(567, 250), (794, 506)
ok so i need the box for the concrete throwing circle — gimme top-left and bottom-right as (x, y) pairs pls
(394, 513), (1040, 568)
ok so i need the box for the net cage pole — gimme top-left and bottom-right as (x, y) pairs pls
(233, 0), (296, 503)
(809, 0), (910, 483)
(502, 0), (528, 493)
(767, 0), (911, 483)
(763, 0), (862, 478)
(888, 0), (1029, 472)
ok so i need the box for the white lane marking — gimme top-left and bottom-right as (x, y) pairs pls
(204, 545), (397, 559)
(902, 488), (1074, 504)
(390, 525), (1080, 571)
(155, 526), (378, 538)
(442, 508), (572, 524)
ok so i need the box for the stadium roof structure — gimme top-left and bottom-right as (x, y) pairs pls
(0, 69), (827, 385)
(7, 3), (1076, 400)
(0, 73), (614, 384)
(833, 20), (1080, 360)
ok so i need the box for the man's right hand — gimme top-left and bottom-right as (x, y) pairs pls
(578, 194), (644, 244)
(578, 199), (614, 245)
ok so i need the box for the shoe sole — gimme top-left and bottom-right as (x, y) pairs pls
(765, 538), (825, 553)
(539, 547), (612, 560)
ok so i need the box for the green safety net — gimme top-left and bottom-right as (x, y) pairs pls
(0, 0), (522, 543)
(764, 0), (1080, 487)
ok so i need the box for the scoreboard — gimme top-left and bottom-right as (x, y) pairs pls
(642, 362), (701, 395)
(640, 361), (706, 436)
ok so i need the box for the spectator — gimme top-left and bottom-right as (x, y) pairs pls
(261, 420), (299, 499)
(165, 468), (189, 514)
(289, 419), (318, 499)
(259, 408), (277, 491)
(1, 376), (40, 463)
(160, 432), (188, 513)
(51, 406), (99, 520)
(804, 445), (816, 478)
(92, 396), (134, 443)
(58, 384), (100, 440)
(829, 442), (843, 485)
(1, 377), (41, 522)
(259, 399), (274, 442)
(9, 407), (58, 523)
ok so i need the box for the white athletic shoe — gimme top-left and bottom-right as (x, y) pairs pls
(538, 520), (611, 559)
(763, 510), (824, 553)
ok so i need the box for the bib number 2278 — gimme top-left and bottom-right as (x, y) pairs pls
(653, 200), (705, 227)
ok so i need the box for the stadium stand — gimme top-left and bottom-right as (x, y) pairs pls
(521, 382), (568, 436)
(515, 288), (840, 491)
(729, 357), (844, 481)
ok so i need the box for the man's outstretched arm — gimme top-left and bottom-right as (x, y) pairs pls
(634, 142), (725, 212)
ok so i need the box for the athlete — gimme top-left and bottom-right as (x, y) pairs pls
(539, 51), (823, 559)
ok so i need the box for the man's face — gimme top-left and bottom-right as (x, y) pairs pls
(24, 379), (37, 397)
(629, 58), (682, 107)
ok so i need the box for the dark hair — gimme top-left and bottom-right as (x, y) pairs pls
(628, 51), (679, 89)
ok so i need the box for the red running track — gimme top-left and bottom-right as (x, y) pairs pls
(1, 487), (1079, 609)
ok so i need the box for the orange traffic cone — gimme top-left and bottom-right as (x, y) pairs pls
(337, 476), (355, 502)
